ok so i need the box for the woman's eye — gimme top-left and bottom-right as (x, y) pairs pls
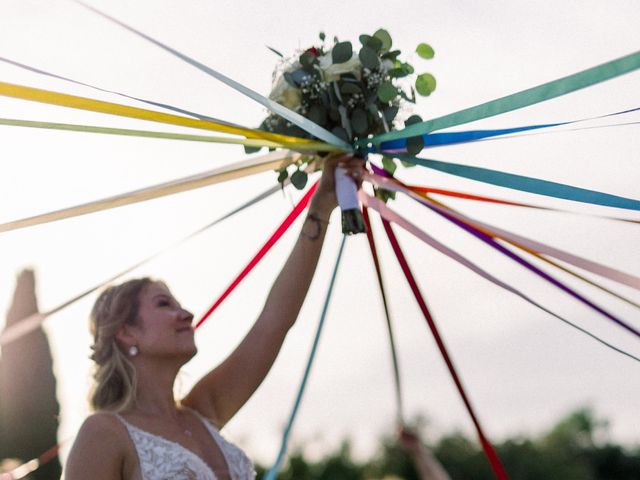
(158, 300), (170, 307)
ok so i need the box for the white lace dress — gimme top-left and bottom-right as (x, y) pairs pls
(116, 413), (255, 480)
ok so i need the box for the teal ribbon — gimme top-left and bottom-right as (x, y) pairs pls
(362, 51), (640, 146)
(397, 155), (640, 211)
(265, 235), (347, 480)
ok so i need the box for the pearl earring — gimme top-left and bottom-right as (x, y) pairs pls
(128, 345), (139, 357)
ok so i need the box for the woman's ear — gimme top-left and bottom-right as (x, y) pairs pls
(115, 323), (138, 349)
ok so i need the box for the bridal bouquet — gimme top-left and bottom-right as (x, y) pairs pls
(255, 29), (436, 231)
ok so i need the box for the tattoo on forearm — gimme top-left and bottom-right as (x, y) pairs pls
(302, 212), (329, 241)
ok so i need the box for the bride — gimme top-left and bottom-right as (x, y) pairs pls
(64, 155), (363, 480)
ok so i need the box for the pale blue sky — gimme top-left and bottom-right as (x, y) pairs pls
(0, 0), (639, 465)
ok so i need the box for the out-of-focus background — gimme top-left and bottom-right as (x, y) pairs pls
(0, 0), (639, 476)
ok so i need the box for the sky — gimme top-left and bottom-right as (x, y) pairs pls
(0, 0), (639, 468)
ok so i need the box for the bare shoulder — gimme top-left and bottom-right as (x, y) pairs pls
(64, 412), (131, 480)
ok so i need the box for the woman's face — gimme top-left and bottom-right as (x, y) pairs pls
(129, 281), (197, 362)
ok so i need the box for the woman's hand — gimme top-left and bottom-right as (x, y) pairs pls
(310, 153), (366, 216)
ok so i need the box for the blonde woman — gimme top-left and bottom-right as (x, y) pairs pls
(64, 155), (363, 480)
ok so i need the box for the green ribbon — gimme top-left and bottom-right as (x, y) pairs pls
(361, 50), (640, 146)
(0, 118), (337, 152)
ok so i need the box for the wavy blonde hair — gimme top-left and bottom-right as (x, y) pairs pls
(89, 277), (152, 412)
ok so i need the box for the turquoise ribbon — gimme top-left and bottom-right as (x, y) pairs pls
(397, 155), (640, 211)
(264, 235), (347, 480)
(362, 51), (640, 146)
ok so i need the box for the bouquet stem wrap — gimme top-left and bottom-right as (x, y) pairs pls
(335, 153), (366, 234)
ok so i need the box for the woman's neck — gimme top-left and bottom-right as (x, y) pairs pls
(130, 358), (182, 417)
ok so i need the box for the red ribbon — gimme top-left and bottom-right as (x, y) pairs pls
(381, 218), (509, 480)
(362, 206), (404, 425)
(195, 182), (318, 328)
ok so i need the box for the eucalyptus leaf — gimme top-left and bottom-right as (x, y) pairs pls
(416, 73), (437, 96)
(406, 135), (424, 155)
(376, 188), (396, 203)
(331, 126), (349, 142)
(377, 81), (397, 103)
(277, 168), (289, 184)
(405, 114), (422, 125)
(382, 156), (397, 175)
(244, 144), (262, 154)
(291, 170), (308, 190)
(319, 32), (326, 41)
(416, 43), (435, 59)
(401, 63), (415, 74)
(308, 104), (327, 126)
(351, 109), (368, 135)
(359, 46), (380, 70)
(359, 34), (372, 46)
(388, 68), (408, 78)
(383, 105), (399, 122)
(340, 82), (362, 95)
(382, 49), (401, 61)
(283, 72), (297, 87)
(373, 29), (392, 53)
(364, 36), (383, 53)
(332, 41), (353, 63)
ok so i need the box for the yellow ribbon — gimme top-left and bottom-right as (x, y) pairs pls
(0, 81), (338, 149)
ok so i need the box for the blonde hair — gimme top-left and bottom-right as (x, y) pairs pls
(89, 278), (152, 412)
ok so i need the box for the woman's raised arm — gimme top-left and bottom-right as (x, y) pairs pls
(182, 154), (363, 427)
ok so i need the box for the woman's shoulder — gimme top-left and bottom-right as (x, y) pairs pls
(64, 412), (133, 480)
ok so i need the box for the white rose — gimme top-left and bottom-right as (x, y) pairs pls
(319, 52), (362, 82)
(269, 74), (302, 109)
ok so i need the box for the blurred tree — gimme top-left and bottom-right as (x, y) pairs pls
(0, 270), (61, 480)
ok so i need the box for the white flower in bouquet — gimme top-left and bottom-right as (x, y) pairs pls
(318, 52), (362, 82)
(269, 71), (302, 109)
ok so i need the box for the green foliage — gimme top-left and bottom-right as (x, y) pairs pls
(254, 408), (640, 480)
(415, 73), (436, 96)
(416, 43), (435, 59)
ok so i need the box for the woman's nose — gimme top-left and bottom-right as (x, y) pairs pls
(180, 308), (194, 324)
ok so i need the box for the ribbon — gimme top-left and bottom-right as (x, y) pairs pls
(396, 154), (640, 211)
(0, 55), (247, 126)
(361, 193), (640, 363)
(0, 81), (318, 146)
(405, 185), (639, 224)
(0, 117), (336, 152)
(195, 181), (318, 328)
(362, 206), (404, 426)
(368, 173), (640, 292)
(361, 50), (640, 145)
(0, 183), (281, 347)
(381, 217), (509, 479)
(72, 0), (351, 151)
(0, 150), (297, 234)
(264, 235), (347, 480)
(376, 107), (640, 153)
(419, 195), (640, 339)
(408, 191), (640, 309)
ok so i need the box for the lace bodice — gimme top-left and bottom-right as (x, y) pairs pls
(116, 412), (255, 480)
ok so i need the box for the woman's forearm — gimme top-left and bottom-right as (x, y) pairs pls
(258, 198), (334, 331)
